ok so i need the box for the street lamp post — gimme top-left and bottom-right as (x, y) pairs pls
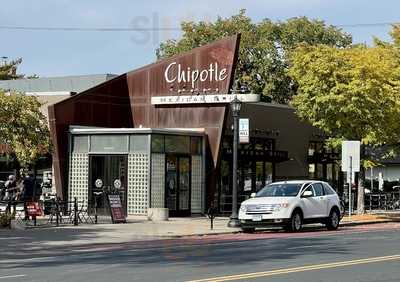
(228, 96), (242, 227)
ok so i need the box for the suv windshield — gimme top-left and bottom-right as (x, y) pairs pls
(256, 183), (303, 197)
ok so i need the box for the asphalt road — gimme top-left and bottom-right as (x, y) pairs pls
(1, 223), (400, 282)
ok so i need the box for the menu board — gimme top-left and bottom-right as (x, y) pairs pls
(26, 202), (43, 217)
(107, 194), (126, 223)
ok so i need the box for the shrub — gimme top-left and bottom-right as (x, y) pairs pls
(0, 212), (14, 228)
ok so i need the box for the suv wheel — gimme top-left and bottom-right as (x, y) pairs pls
(286, 210), (302, 232)
(326, 209), (340, 230)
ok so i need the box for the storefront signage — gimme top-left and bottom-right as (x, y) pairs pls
(239, 118), (249, 144)
(107, 194), (126, 223)
(152, 93), (260, 105)
(113, 179), (121, 189)
(165, 62), (227, 89)
(95, 179), (103, 188)
(26, 202), (43, 217)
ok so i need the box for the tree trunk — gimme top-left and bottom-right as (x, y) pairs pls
(357, 145), (366, 214)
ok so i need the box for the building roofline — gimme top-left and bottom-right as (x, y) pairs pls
(69, 125), (206, 136)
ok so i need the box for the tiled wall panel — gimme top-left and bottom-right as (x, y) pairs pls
(191, 155), (203, 213)
(151, 154), (165, 208)
(127, 154), (149, 215)
(68, 153), (89, 205)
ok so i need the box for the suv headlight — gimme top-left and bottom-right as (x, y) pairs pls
(240, 205), (247, 212)
(274, 203), (290, 211)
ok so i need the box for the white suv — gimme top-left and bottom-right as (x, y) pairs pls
(239, 180), (341, 232)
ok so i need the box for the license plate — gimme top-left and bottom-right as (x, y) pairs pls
(252, 215), (262, 221)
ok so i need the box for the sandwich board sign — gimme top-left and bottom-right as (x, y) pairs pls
(107, 193), (126, 223)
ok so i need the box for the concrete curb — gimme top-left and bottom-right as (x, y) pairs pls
(165, 219), (399, 238)
(171, 230), (242, 238)
(181, 219), (399, 237)
(339, 219), (395, 227)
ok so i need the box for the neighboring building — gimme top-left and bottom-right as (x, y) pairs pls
(217, 102), (342, 214)
(365, 150), (400, 191)
(0, 74), (118, 93)
(49, 35), (342, 217)
(0, 74), (117, 182)
(0, 74), (118, 119)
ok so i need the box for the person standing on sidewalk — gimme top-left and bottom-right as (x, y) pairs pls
(4, 175), (17, 201)
(20, 173), (37, 220)
(21, 173), (36, 202)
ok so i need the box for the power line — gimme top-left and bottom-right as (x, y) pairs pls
(0, 25), (181, 32)
(0, 22), (398, 32)
(336, 22), (398, 28)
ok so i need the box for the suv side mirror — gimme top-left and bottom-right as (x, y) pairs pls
(302, 190), (313, 198)
(250, 192), (256, 198)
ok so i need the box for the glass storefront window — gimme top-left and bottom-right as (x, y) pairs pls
(90, 135), (128, 153)
(217, 136), (277, 213)
(240, 143), (252, 151)
(254, 142), (263, 152)
(264, 139), (273, 151)
(242, 164), (252, 192)
(309, 164), (315, 179)
(151, 135), (165, 153)
(315, 142), (324, 154)
(129, 135), (149, 153)
(219, 160), (231, 214)
(256, 162), (264, 191)
(72, 135), (88, 153)
(165, 135), (190, 154)
(190, 137), (202, 155)
(317, 163), (324, 179)
(265, 162), (273, 185)
(327, 163), (333, 182)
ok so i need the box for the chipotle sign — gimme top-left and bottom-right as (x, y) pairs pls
(164, 62), (228, 89)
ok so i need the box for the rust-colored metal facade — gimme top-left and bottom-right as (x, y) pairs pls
(49, 35), (240, 200)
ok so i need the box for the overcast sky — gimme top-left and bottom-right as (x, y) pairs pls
(1, 0), (398, 77)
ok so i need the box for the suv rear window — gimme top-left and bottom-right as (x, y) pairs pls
(323, 183), (336, 195)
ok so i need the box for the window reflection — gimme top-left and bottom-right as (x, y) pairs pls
(218, 136), (276, 214)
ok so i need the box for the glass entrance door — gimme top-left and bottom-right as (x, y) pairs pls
(166, 155), (191, 216)
(89, 155), (128, 215)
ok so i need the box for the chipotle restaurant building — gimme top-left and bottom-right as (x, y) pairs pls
(49, 35), (340, 216)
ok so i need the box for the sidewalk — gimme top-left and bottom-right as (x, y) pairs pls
(340, 212), (399, 226)
(3, 212), (399, 249)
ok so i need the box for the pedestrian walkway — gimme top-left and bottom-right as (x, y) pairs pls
(3, 212), (399, 250)
(342, 211), (400, 224)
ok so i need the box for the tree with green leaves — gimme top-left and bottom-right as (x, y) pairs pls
(0, 89), (50, 170)
(0, 57), (38, 80)
(289, 34), (400, 214)
(157, 10), (352, 103)
(0, 57), (44, 171)
(0, 58), (24, 80)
